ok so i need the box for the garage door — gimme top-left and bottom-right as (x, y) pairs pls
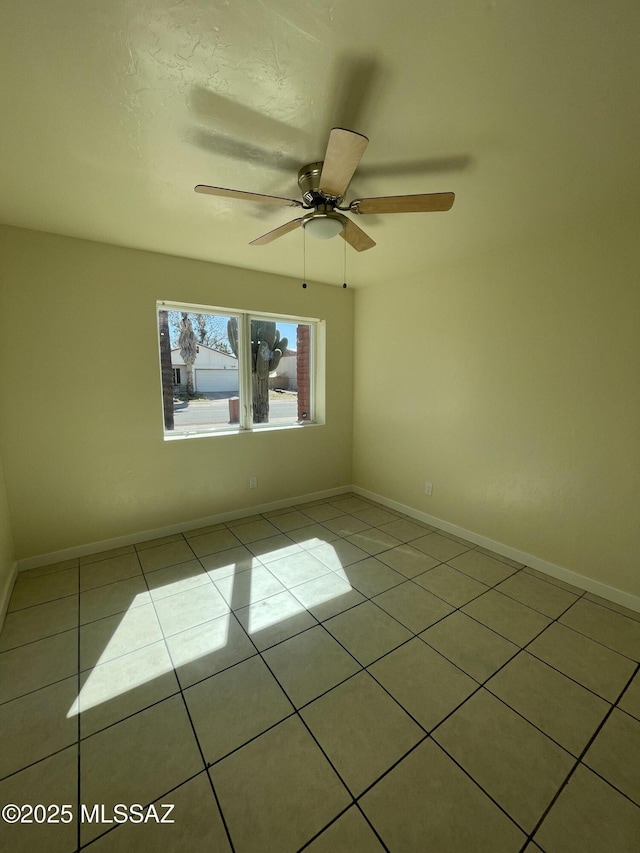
(195, 369), (239, 393)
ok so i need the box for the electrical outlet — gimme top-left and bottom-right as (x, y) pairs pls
(424, 482), (433, 496)
(249, 476), (257, 489)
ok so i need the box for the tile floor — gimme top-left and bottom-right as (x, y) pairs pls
(1, 493), (639, 852)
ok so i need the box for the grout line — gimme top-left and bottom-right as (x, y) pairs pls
(580, 594), (640, 625)
(76, 768), (207, 850)
(75, 686), (183, 744)
(223, 621), (362, 826)
(0, 740), (77, 786)
(0, 613), (79, 653)
(547, 617), (640, 663)
(14, 560), (81, 579)
(0, 668), (79, 710)
(295, 799), (393, 853)
(425, 735), (534, 839)
(580, 759), (640, 810)
(524, 661), (640, 846)
(523, 643), (633, 707)
(353, 801), (393, 853)
(5, 589), (79, 616)
(204, 707), (300, 768)
(521, 565), (585, 596)
(293, 803), (358, 852)
(136, 550), (237, 853)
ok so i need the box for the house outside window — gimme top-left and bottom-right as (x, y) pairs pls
(157, 302), (322, 438)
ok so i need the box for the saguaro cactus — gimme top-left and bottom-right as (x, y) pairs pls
(227, 318), (288, 423)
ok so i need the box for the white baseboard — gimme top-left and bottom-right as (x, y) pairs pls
(0, 561), (18, 633)
(352, 486), (640, 615)
(15, 485), (352, 573)
(14, 482), (640, 616)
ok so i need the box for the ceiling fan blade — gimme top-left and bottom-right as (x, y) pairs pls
(351, 192), (455, 214)
(195, 185), (302, 207)
(319, 128), (369, 198)
(249, 218), (304, 246)
(340, 218), (376, 252)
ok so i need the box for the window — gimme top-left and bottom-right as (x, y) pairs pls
(157, 301), (322, 438)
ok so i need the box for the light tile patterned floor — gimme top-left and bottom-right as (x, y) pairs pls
(1, 493), (639, 852)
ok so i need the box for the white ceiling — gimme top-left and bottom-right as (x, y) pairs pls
(1, 1), (638, 287)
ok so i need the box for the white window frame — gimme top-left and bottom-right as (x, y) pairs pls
(157, 300), (324, 440)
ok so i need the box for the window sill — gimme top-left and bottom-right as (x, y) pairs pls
(163, 422), (323, 441)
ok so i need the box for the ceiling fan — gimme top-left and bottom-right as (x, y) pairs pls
(194, 127), (455, 252)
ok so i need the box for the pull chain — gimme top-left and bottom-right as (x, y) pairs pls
(302, 227), (307, 289)
(302, 229), (349, 289)
(342, 233), (348, 288)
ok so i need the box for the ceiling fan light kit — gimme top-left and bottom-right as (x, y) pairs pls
(195, 127), (455, 252)
(302, 211), (346, 240)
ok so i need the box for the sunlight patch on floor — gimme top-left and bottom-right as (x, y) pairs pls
(68, 637), (175, 716)
(68, 541), (350, 718)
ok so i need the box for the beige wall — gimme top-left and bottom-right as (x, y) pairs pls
(0, 225), (353, 560)
(0, 452), (16, 616)
(3, 217), (638, 601)
(353, 217), (640, 598)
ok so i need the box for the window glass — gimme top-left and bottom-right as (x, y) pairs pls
(157, 303), (318, 437)
(247, 317), (313, 428)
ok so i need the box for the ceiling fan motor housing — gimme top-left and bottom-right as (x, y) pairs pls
(298, 162), (340, 206)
